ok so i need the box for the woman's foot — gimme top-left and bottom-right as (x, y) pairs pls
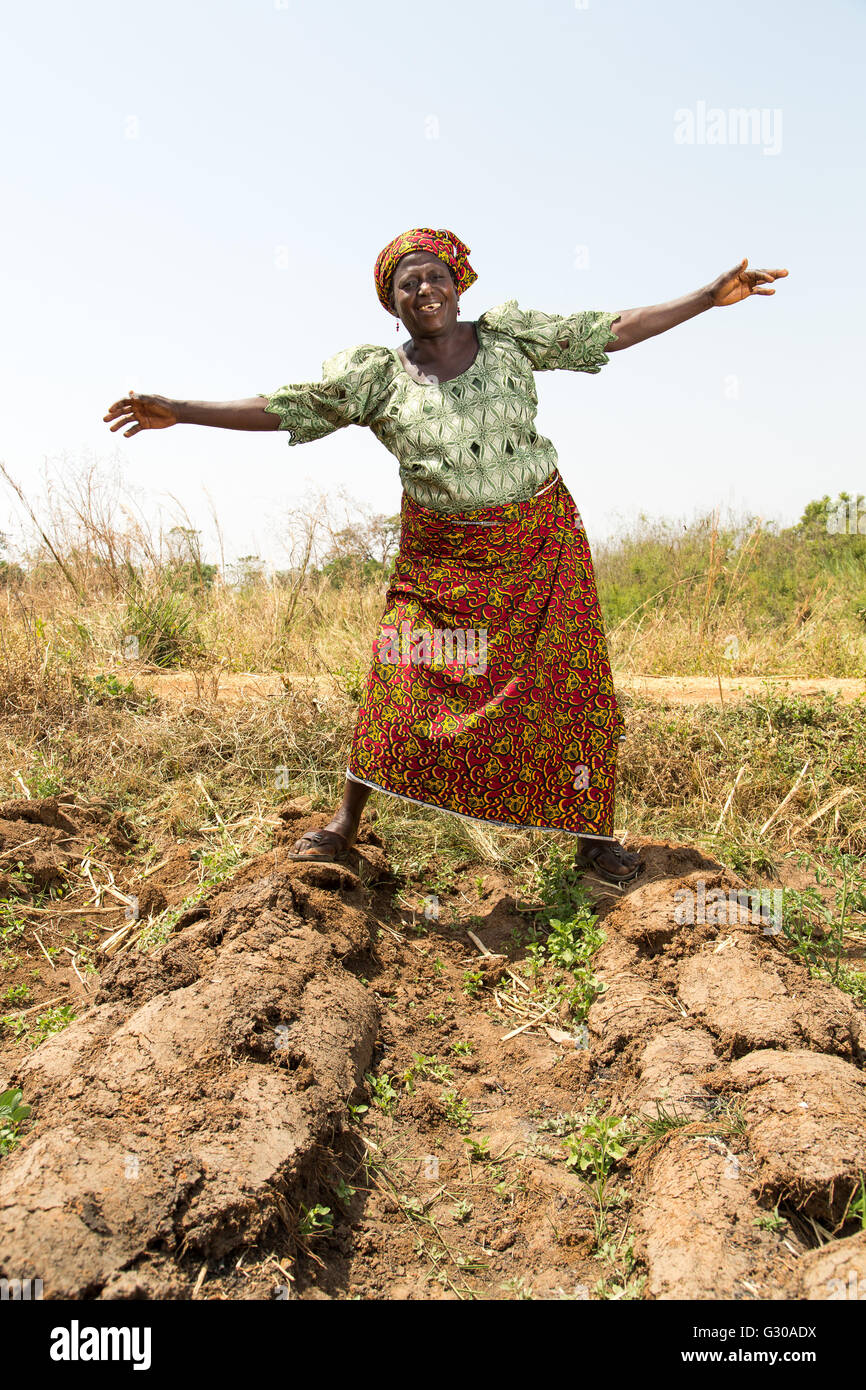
(287, 778), (372, 863)
(576, 837), (643, 886)
(288, 808), (361, 862)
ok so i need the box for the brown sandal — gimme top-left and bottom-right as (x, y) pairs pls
(287, 828), (352, 863)
(575, 839), (644, 886)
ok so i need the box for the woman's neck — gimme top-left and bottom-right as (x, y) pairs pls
(403, 321), (478, 378)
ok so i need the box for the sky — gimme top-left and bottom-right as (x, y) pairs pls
(1, 0), (863, 567)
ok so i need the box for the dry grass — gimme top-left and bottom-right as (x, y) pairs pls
(0, 462), (864, 889)
(597, 504), (866, 677)
(2, 464), (864, 680)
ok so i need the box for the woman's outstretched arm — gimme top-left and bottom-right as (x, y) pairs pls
(103, 392), (280, 438)
(603, 257), (788, 351)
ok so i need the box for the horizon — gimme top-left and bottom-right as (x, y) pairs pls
(2, 457), (857, 580)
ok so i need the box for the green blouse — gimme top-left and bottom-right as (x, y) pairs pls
(264, 300), (619, 513)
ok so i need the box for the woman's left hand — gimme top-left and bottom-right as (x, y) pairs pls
(708, 258), (788, 307)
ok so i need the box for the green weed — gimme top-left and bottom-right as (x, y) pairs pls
(441, 1090), (473, 1133)
(401, 1054), (452, 1091)
(780, 846), (866, 997)
(0, 1087), (31, 1157)
(298, 1204), (333, 1237)
(2, 1004), (77, 1049)
(366, 1073), (399, 1116)
(462, 969), (484, 998)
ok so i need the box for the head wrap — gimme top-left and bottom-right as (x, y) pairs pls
(374, 227), (477, 316)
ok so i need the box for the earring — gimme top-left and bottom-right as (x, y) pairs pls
(395, 319), (400, 333)
(457, 303), (461, 316)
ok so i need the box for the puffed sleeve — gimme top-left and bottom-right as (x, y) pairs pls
(478, 299), (619, 373)
(263, 343), (395, 444)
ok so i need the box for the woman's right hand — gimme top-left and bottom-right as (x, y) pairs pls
(103, 391), (178, 437)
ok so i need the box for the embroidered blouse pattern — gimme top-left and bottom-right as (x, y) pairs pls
(264, 301), (619, 513)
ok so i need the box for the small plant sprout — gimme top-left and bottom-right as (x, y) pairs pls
(441, 1090), (473, 1133)
(462, 969), (484, 998)
(753, 1207), (786, 1233)
(365, 1072), (399, 1116)
(0, 1087), (31, 1156)
(334, 1177), (356, 1205)
(464, 1136), (490, 1161)
(298, 1204), (333, 1237)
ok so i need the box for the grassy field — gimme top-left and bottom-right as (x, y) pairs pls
(2, 467), (865, 678)
(1, 468), (863, 879)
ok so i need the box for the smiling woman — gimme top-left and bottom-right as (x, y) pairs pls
(103, 225), (787, 884)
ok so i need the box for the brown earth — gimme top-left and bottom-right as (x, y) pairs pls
(1, 798), (865, 1301)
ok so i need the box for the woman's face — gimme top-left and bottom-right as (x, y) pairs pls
(390, 252), (459, 336)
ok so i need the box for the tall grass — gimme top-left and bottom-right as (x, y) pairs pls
(1, 464), (864, 681)
(594, 497), (866, 676)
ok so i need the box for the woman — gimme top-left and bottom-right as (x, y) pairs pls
(104, 228), (787, 885)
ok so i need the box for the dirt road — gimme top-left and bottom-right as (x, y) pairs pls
(135, 670), (866, 708)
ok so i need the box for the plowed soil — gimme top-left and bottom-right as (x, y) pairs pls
(1, 797), (865, 1301)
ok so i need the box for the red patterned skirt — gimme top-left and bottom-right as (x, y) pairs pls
(347, 471), (625, 840)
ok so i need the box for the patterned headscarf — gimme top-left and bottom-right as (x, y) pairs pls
(374, 227), (477, 316)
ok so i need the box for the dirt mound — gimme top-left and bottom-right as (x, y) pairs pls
(0, 792), (142, 909)
(0, 795), (84, 895)
(2, 828), (864, 1301)
(595, 843), (866, 1299)
(677, 947), (865, 1058)
(796, 1230), (866, 1299)
(633, 1131), (791, 1300)
(0, 794), (199, 1088)
(728, 1050), (866, 1222)
(631, 1023), (718, 1120)
(0, 846), (380, 1298)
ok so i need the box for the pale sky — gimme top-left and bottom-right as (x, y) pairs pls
(1, 0), (863, 566)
